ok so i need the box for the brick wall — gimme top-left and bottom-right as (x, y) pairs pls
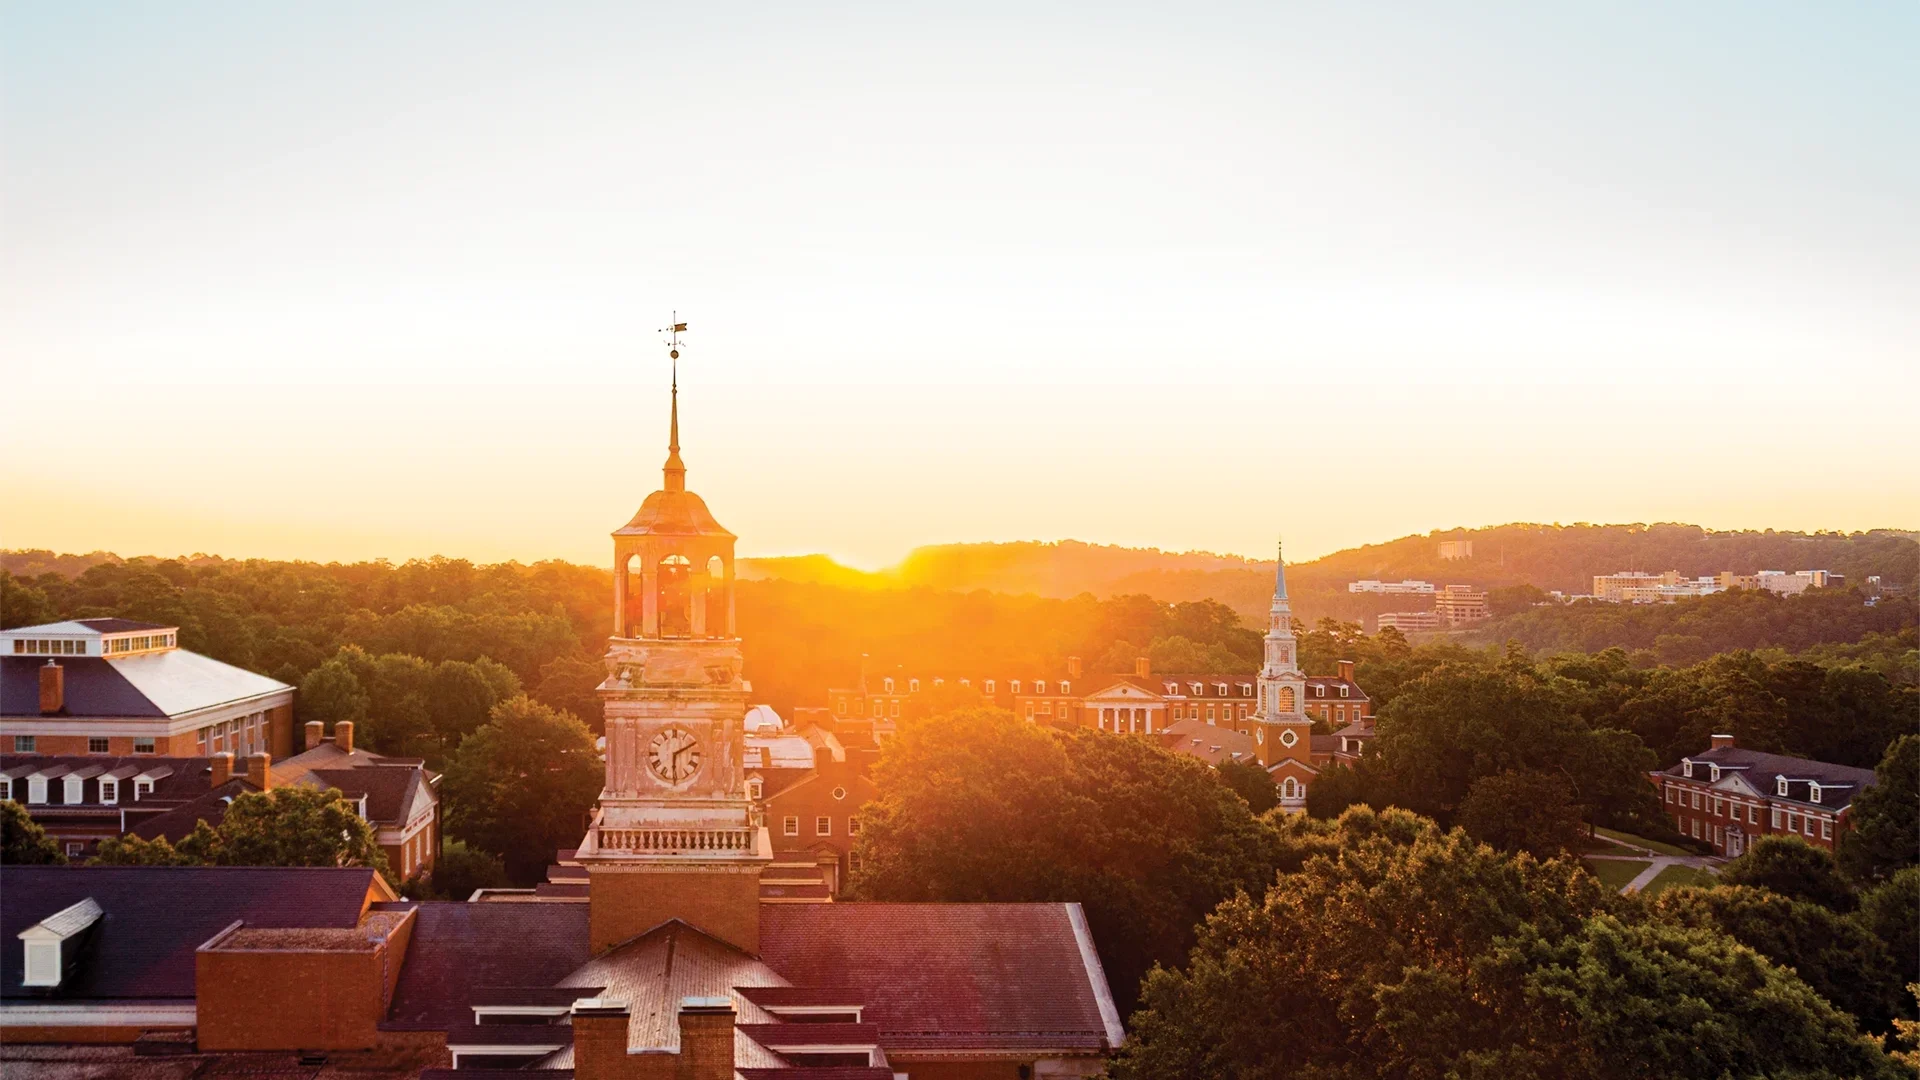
(587, 865), (764, 954)
(195, 913), (413, 1052)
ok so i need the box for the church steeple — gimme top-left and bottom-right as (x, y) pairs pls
(663, 322), (687, 493)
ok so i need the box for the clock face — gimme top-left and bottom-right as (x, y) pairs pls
(647, 726), (702, 784)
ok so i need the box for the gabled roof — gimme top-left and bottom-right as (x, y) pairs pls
(1160, 717), (1256, 766)
(0, 867), (380, 1000)
(377, 901), (590, 1031)
(555, 919), (788, 1061)
(1, 658), (165, 718)
(759, 903), (1123, 1053)
(1665, 747), (1877, 811)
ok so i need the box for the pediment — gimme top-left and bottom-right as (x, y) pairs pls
(1712, 772), (1761, 797)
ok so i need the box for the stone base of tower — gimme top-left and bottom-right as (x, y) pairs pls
(586, 861), (769, 955)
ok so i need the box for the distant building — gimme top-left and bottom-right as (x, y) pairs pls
(0, 752), (259, 861)
(1348, 579), (1435, 594)
(1657, 735), (1875, 857)
(1376, 610), (1441, 633)
(1592, 571), (1721, 604)
(2, 619), (294, 759)
(1438, 540), (1474, 560)
(1433, 585), (1490, 626)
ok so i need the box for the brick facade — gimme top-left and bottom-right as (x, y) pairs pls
(586, 864), (765, 955)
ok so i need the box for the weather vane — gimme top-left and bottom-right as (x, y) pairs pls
(660, 313), (687, 362)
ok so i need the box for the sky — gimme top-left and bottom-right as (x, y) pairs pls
(3, 2), (1916, 570)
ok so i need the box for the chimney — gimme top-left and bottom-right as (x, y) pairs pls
(1337, 659), (1355, 683)
(1067, 655), (1083, 680)
(334, 721), (354, 755)
(248, 752), (272, 791)
(209, 752), (233, 787)
(39, 661), (65, 714)
(677, 997), (737, 1080)
(1134, 656), (1150, 678)
(304, 720), (324, 750)
(570, 998), (632, 1078)
(1711, 734), (1736, 750)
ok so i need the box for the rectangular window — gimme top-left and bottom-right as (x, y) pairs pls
(1025, 704), (1035, 720)
(889, 700), (899, 717)
(1206, 707), (1216, 722)
(815, 816), (831, 836)
(1747, 805), (1758, 825)
(848, 817), (861, 836)
(133, 738), (155, 754)
(65, 842), (84, 857)
(0, 779), (9, 801)
(1665, 785), (1675, 804)
(1772, 808), (1783, 829)
(100, 780), (118, 804)
(1690, 790), (1702, 810)
(27, 777), (48, 804)
(1786, 812), (1798, 832)
(1803, 816), (1815, 837)
(89, 737), (110, 754)
(1820, 819), (1832, 840)
(135, 780), (154, 800)
(783, 816), (799, 837)
(14, 736), (34, 753)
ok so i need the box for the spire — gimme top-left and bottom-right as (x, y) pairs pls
(662, 317), (687, 492)
(1272, 538), (1289, 606)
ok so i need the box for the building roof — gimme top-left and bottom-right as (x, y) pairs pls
(1, 651), (289, 721)
(1303, 676), (1369, 702)
(759, 903), (1123, 1053)
(555, 919), (788, 1061)
(74, 618), (172, 634)
(0, 867), (380, 1000)
(613, 488), (735, 540)
(126, 778), (260, 842)
(376, 900), (590, 1031)
(1160, 717), (1257, 766)
(274, 740), (433, 827)
(1664, 746), (1878, 811)
(0, 755), (231, 810)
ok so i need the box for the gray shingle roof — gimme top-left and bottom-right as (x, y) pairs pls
(1664, 747), (1878, 811)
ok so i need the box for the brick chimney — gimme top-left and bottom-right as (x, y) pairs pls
(334, 721), (354, 755)
(1067, 655), (1083, 680)
(1711, 734), (1736, 750)
(1134, 656), (1150, 678)
(570, 998), (631, 1080)
(1336, 659), (1355, 683)
(39, 661), (65, 714)
(677, 997), (736, 1080)
(304, 720), (324, 750)
(209, 752), (233, 787)
(248, 752), (272, 791)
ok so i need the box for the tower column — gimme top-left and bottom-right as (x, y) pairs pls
(642, 559), (660, 637)
(613, 559), (628, 637)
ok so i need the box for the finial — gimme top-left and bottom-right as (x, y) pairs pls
(1273, 536), (1289, 603)
(659, 314), (688, 492)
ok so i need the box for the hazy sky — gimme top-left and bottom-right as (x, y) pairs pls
(4, 2), (1915, 569)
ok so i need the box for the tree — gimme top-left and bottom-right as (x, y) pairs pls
(1457, 770), (1588, 858)
(1840, 734), (1919, 885)
(1657, 884), (1906, 1036)
(1858, 868), (1920, 990)
(406, 842), (509, 901)
(1721, 835), (1856, 911)
(853, 707), (1282, 1017)
(1216, 759), (1277, 814)
(296, 657), (368, 735)
(91, 822), (220, 866)
(429, 659), (514, 751)
(2, 801), (65, 865)
(533, 654), (606, 730)
(216, 787), (389, 873)
(1304, 761), (1372, 819)
(441, 696), (603, 883)
(1110, 806), (1903, 1080)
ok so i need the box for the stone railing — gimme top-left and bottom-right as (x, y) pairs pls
(596, 828), (755, 854)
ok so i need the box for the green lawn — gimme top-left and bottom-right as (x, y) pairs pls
(1594, 826), (1694, 858)
(1584, 835), (1642, 857)
(1585, 857), (1653, 891)
(1641, 864), (1718, 897)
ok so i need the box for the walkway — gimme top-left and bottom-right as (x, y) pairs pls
(1586, 834), (1722, 895)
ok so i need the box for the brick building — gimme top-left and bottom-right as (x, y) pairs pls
(1656, 736), (1877, 857)
(0, 752), (265, 860)
(2, 619), (293, 759)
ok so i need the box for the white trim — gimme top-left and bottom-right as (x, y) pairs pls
(764, 1004), (865, 1021)
(1065, 903), (1126, 1048)
(0, 1001), (197, 1027)
(471, 1004), (571, 1018)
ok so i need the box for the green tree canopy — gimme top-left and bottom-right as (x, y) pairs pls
(1110, 806), (1902, 1080)
(1840, 734), (1919, 885)
(1457, 769), (1589, 858)
(441, 695), (602, 883)
(852, 707), (1282, 1017)
(1215, 759), (1277, 814)
(91, 791), (384, 876)
(296, 657), (368, 736)
(1858, 868), (1920, 991)
(2, 800), (65, 865)
(1720, 835), (1856, 912)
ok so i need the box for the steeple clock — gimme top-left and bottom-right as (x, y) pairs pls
(575, 324), (773, 954)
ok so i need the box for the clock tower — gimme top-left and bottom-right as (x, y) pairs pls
(575, 336), (773, 954)
(1252, 542), (1315, 794)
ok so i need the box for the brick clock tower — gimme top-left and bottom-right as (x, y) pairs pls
(1252, 542), (1317, 806)
(575, 333), (773, 954)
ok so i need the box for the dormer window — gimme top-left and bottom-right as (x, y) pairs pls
(1708, 765), (1720, 783)
(1776, 776), (1788, 796)
(134, 780), (154, 800)
(1060, 681), (1071, 694)
(1035, 681), (1047, 694)
(1809, 783), (1821, 803)
(1164, 682), (1179, 695)
(984, 680), (995, 695)
(1189, 682), (1202, 695)
(27, 776), (48, 804)
(909, 679), (920, 693)
(960, 679), (970, 688)
(1314, 685), (1325, 697)
(1682, 759), (1693, 779)
(932, 678), (943, 688)
(1339, 685), (1350, 698)
(18, 898), (102, 988)
(1011, 681), (1022, 694)
(64, 777), (84, 804)
(883, 678), (895, 694)
(747, 778), (763, 800)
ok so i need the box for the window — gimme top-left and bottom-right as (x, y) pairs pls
(27, 777), (48, 803)
(909, 679), (920, 693)
(100, 779), (118, 804)
(1786, 812), (1799, 832)
(1747, 805), (1758, 825)
(63, 777), (83, 803)
(0, 779), (9, 801)
(1035, 681), (1047, 694)
(135, 780), (154, 800)
(14, 736), (35, 753)
(1690, 791), (1702, 810)
(1809, 784), (1822, 804)
(65, 842), (84, 857)
(1314, 685), (1325, 698)
(1712, 798), (1723, 817)
(1772, 808), (1783, 829)
(1802, 816), (1814, 837)
(747, 778), (763, 800)
(1776, 776), (1788, 796)
(889, 700), (899, 717)
(133, 738), (155, 755)
(1691, 819), (1701, 839)
(1339, 685), (1350, 698)
(831, 786), (848, 801)
(984, 680), (995, 695)
(197, 729), (208, 752)
(836, 698), (847, 714)
(1206, 706), (1216, 722)
(1011, 681), (1022, 695)
(849, 851), (862, 872)
(23, 941), (60, 986)
(1682, 759), (1693, 778)
(848, 817), (861, 836)
(1060, 681), (1071, 695)
(815, 816), (832, 836)
(883, 678), (895, 694)
(1024, 704), (1036, 720)
(1820, 818), (1831, 840)
(783, 816), (799, 837)
(88, 737), (110, 754)
(1665, 785), (1675, 804)
(870, 699), (882, 716)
